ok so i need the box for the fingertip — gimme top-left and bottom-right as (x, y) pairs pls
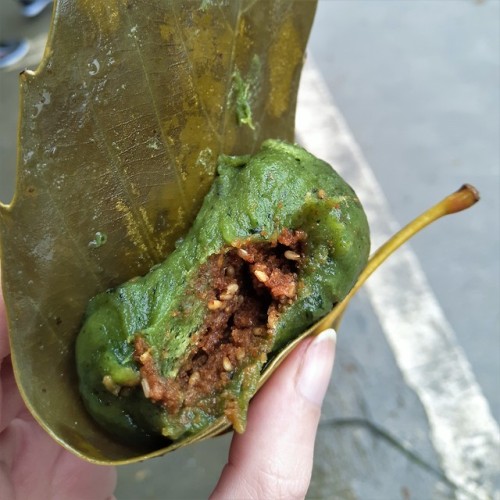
(296, 328), (336, 406)
(315, 327), (337, 345)
(211, 329), (337, 499)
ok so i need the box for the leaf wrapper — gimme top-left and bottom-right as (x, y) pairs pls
(0, 0), (317, 463)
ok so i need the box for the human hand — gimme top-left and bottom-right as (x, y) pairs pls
(0, 271), (117, 500)
(211, 328), (336, 499)
(1, 267), (335, 500)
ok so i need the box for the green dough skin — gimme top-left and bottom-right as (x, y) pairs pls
(76, 140), (370, 446)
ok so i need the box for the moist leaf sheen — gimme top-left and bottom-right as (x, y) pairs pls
(0, 0), (317, 461)
(76, 140), (370, 446)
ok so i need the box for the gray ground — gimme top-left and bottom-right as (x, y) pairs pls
(309, 0), (500, 424)
(1, 1), (498, 499)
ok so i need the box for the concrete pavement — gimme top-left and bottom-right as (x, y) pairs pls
(1, 1), (498, 498)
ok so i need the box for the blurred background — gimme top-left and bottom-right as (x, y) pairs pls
(1, 0), (498, 498)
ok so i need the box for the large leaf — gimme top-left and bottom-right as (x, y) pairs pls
(0, 0), (317, 463)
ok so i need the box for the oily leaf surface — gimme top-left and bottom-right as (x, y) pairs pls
(0, 0), (317, 462)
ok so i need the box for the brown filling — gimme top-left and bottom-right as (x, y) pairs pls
(133, 229), (306, 420)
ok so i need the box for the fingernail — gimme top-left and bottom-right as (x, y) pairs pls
(296, 329), (336, 406)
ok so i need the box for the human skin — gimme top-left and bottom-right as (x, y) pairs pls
(0, 270), (117, 500)
(211, 328), (336, 499)
(1, 266), (335, 499)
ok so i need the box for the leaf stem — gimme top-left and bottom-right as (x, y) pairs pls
(315, 184), (480, 332)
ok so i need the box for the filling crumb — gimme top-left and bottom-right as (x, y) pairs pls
(133, 229), (306, 422)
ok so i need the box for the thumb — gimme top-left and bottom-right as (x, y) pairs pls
(211, 328), (336, 500)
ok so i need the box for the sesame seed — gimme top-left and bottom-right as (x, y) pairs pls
(284, 250), (300, 261)
(220, 283), (239, 301)
(236, 347), (246, 361)
(226, 265), (235, 277)
(237, 248), (250, 260)
(141, 378), (151, 398)
(102, 375), (121, 396)
(208, 299), (223, 310)
(254, 270), (269, 282)
(188, 371), (200, 386)
(139, 351), (151, 363)
(223, 356), (233, 372)
(318, 189), (326, 199)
